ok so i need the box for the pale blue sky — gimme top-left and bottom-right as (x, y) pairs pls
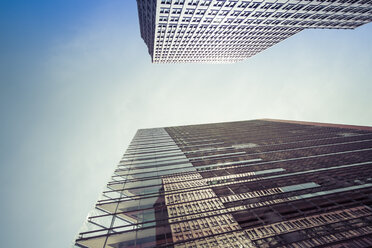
(0, 1), (371, 248)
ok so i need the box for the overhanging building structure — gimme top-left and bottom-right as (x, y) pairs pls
(74, 119), (372, 248)
(136, 0), (372, 63)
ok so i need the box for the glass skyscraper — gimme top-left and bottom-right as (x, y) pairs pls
(74, 119), (372, 247)
(137, 0), (372, 63)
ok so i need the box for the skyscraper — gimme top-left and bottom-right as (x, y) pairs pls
(74, 119), (372, 247)
(136, 0), (372, 63)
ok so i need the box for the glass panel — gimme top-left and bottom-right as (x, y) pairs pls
(254, 168), (285, 175)
(124, 179), (162, 189)
(281, 182), (320, 192)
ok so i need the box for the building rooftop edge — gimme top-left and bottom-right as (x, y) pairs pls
(261, 118), (372, 131)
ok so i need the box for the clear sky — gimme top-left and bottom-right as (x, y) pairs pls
(0, 1), (371, 247)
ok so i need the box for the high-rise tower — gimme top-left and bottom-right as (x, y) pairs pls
(74, 119), (372, 247)
(137, 0), (372, 63)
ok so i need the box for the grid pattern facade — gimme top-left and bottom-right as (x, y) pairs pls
(74, 119), (372, 247)
(136, 0), (372, 63)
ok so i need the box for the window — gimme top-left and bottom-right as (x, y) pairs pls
(161, 0), (171, 4)
(159, 16), (168, 22)
(172, 8), (182, 14)
(160, 7), (170, 13)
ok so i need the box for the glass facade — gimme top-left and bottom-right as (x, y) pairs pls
(74, 119), (372, 247)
